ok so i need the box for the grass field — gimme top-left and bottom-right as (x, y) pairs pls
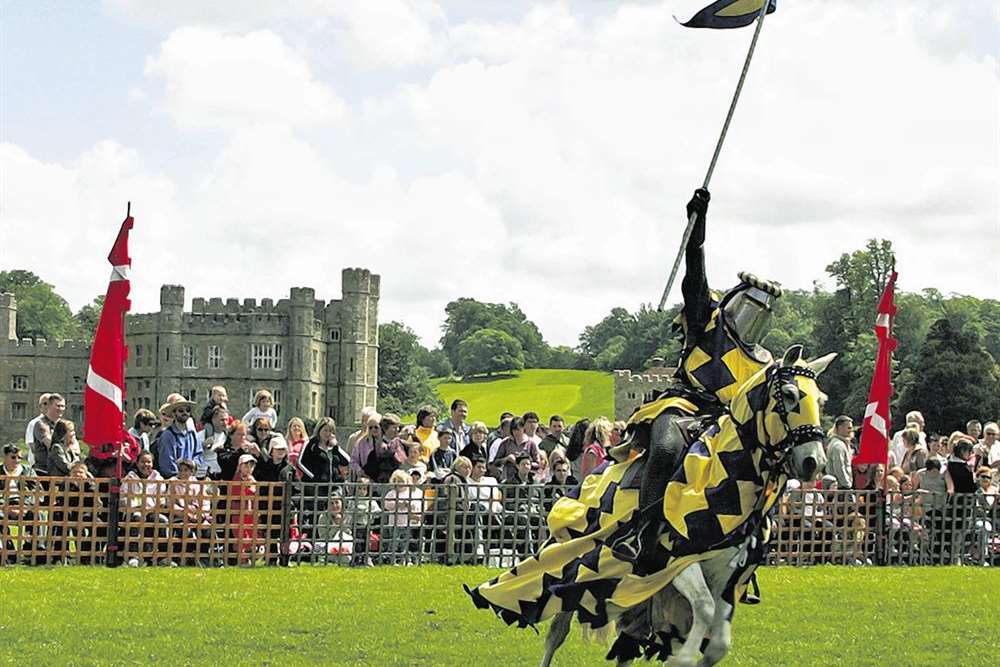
(0, 566), (993, 666)
(430, 369), (613, 424)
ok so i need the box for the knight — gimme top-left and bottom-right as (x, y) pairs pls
(622, 188), (783, 572)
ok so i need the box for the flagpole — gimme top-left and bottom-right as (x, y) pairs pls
(657, 2), (771, 311)
(106, 201), (131, 568)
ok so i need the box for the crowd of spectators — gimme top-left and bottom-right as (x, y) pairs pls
(3, 390), (997, 567)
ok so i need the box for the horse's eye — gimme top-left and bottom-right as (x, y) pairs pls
(781, 384), (799, 404)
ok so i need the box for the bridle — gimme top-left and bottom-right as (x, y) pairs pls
(759, 364), (825, 471)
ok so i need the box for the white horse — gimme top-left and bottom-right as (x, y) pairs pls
(539, 347), (834, 666)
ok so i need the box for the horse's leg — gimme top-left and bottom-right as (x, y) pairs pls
(698, 595), (733, 666)
(539, 611), (573, 667)
(668, 564), (715, 667)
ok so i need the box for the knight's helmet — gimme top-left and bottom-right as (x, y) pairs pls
(720, 271), (783, 347)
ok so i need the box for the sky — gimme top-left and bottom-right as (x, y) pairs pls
(1, 0), (997, 348)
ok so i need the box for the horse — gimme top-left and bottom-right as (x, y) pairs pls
(537, 345), (835, 666)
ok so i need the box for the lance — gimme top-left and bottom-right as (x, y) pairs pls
(657, 1), (771, 311)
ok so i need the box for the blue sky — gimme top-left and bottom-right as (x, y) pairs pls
(1, 1), (997, 347)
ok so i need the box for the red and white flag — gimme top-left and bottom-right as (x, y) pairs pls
(853, 271), (897, 465)
(83, 214), (133, 453)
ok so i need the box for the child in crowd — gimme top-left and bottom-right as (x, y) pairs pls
(242, 390), (277, 430)
(314, 493), (354, 565)
(285, 417), (309, 473)
(381, 469), (424, 565)
(199, 386), (230, 433)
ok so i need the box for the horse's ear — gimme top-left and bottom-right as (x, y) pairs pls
(806, 352), (837, 376)
(781, 345), (804, 367)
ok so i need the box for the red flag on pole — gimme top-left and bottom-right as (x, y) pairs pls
(83, 212), (133, 454)
(853, 271), (898, 466)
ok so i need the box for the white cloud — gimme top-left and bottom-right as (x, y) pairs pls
(144, 27), (347, 130)
(7, 1), (1000, 350)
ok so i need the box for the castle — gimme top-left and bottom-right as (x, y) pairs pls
(0, 268), (379, 445)
(612, 359), (676, 420)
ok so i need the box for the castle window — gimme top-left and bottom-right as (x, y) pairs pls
(182, 389), (197, 402)
(11, 375), (28, 391)
(165, 347), (170, 362)
(311, 391), (318, 419)
(250, 343), (284, 371)
(182, 345), (198, 369)
(134, 345), (143, 368)
(208, 345), (223, 369)
(311, 349), (319, 374)
(11, 402), (27, 420)
(349, 357), (354, 373)
(72, 376), (83, 392)
(329, 328), (341, 342)
(628, 392), (637, 400)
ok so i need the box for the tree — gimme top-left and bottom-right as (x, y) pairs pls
(75, 295), (105, 342)
(415, 347), (453, 379)
(440, 298), (546, 368)
(579, 305), (679, 371)
(594, 335), (627, 371)
(456, 328), (525, 377)
(377, 322), (441, 415)
(0, 270), (80, 341)
(898, 318), (1000, 433)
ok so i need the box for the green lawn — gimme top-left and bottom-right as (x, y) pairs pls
(0, 566), (993, 665)
(430, 368), (613, 424)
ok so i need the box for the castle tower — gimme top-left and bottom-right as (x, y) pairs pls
(337, 268), (379, 424)
(156, 285), (185, 403)
(0, 293), (16, 341)
(288, 286), (317, 420)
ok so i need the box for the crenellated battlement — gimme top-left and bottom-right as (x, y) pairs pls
(0, 336), (91, 357)
(613, 367), (677, 420)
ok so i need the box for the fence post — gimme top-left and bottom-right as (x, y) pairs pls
(874, 490), (887, 565)
(105, 477), (121, 568)
(279, 478), (293, 567)
(445, 487), (458, 565)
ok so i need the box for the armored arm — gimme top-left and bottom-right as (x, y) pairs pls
(681, 189), (712, 333)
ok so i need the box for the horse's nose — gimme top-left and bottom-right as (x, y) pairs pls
(801, 456), (818, 480)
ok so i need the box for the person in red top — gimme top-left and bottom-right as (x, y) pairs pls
(230, 454), (258, 566)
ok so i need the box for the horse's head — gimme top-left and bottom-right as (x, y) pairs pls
(756, 345), (835, 481)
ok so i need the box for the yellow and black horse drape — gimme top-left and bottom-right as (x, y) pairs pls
(465, 413), (784, 629)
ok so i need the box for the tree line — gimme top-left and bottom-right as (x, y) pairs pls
(5, 238), (999, 431)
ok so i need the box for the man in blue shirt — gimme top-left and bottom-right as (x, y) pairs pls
(157, 397), (202, 477)
(438, 399), (471, 450)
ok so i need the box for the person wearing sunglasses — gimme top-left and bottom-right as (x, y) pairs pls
(156, 397), (203, 478)
(1, 443), (39, 562)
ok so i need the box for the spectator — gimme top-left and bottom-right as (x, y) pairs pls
(460, 421), (490, 462)
(345, 406), (378, 457)
(314, 493), (353, 565)
(382, 469), (423, 565)
(565, 419), (590, 481)
(544, 459), (578, 512)
(926, 434), (948, 470)
(198, 405), (230, 478)
(402, 440), (428, 480)
(971, 466), (997, 563)
(365, 414), (406, 483)
(299, 417), (350, 498)
(825, 415), (854, 489)
(491, 418), (541, 481)
(504, 452), (536, 485)
(487, 412), (515, 448)
(29, 392), (65, 475)
(468, 457), (503, 516)
(51, 461), (105, 564)
(946, 439), (976, 493)
(539, 415), (569, 455)
(199, 385), (230, 432)
(23, 392), (51, 468)
(414, 405), (441, 461)
(537, 449), (551, 483)
(890, 411), (926, 467)
(120, 451), (170, 567)
(429, 428), (458, 479)
(487, 417), (513, 464)
(580, 417), (612, 478)
(610, 420), (628, 448)
(48, 418), (81, 477)
(128, 409), (158, 453)
(230, 454), (259, 566)
(157, 397), (203, 478)
(967, 419), (983, 445)
(522, 412), (542, 447)
(256, 434), (292, 482)
(285, 417), (309, 470)
(900, 428), (927, 475)
(217, 421), (262, 483)
(345, 478), (381, 566)
(242, 389), (278, 430)
(250, 416), (274, 451)
(980, 422), (999, 475)
(349, 414), (382, 479)
(439, 399), (471, 450)
(1, 443), (38, 562)
(167, 458), (212, 564)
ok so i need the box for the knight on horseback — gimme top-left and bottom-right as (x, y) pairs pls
(618, 188), (783, 573)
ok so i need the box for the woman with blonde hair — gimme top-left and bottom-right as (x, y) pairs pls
(285, 417), (309, 471)
(580, 417), (612, 478)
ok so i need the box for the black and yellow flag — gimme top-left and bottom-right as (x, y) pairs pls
(682, 0), (776, 29)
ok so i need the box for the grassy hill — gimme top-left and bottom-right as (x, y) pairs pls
(430, 368), (613, 424)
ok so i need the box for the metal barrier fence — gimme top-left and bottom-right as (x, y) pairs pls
(3, 476), (997, 567)
(770, 490), (1000, 567)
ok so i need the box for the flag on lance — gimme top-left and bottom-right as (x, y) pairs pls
(853, 270), (898, 465)
(83, 213), (134, 453)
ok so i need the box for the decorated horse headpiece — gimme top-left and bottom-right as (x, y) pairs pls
(731, 345), (835, 475)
